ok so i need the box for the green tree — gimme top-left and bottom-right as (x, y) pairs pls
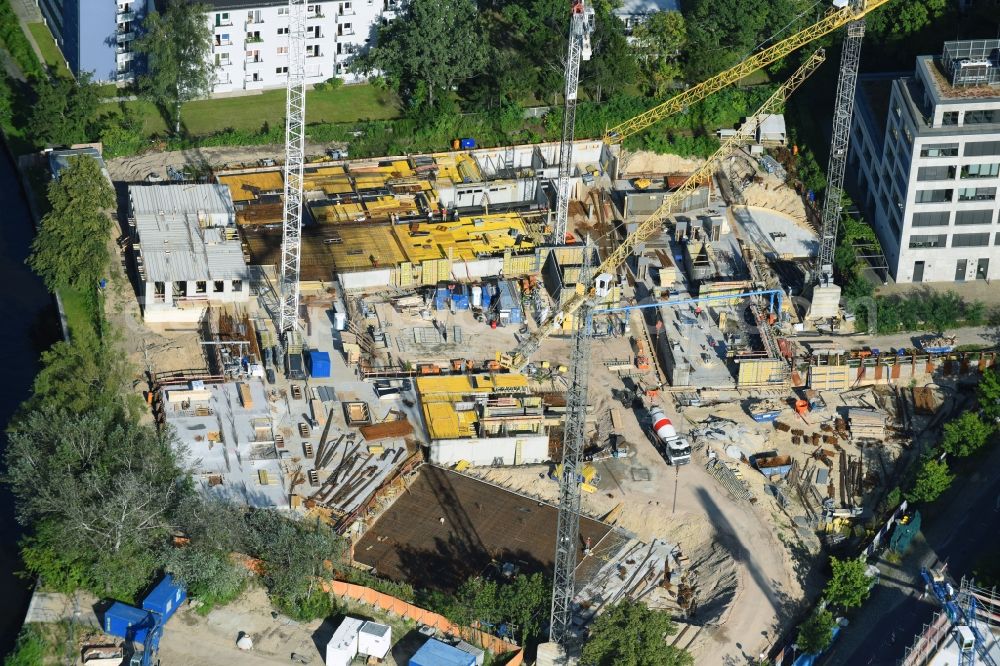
(244, 511), (344, 621)
(580, 600), (692, 666)
(977, 367), (1000, 425)
(164, 546), (249, 608)
(19, 339), (140, 420)
(28, 154), (115, 292)
(906, 457), (955, 504)
(134, 0), (214, 133)
(796, 608), (836, 655)
(5, 409), (185, 600)
(865, 0), (949, 55)
(632, 11), (686, 96)
(353, 0), (487, 110)
(941, 410), (994, 457)
(452, 573), (550, 645)
(583, 9), (639, 103)
(823, 557), (873, 610)
(27, 73), (100, 146)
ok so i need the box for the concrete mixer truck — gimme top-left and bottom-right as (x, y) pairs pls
(649, 406), (692, 466)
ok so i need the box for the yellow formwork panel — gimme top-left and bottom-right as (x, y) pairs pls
(355, 175), (387, 190)
(310, 165), (347, 176)
(327, 226), (405, 271)
(217, 172), (284, 202)
(394, 212), (534, 265)
(503, 253), (538, 276)
(397, 261), (414, 287)
(737, 359), (787, 387)
(311, 202), (365, 224)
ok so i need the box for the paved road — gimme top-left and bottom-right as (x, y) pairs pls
(822, 439), (1000, 665)
(792, 324), (998, 353)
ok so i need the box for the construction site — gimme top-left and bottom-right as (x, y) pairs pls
(52, 0), (1000, 665)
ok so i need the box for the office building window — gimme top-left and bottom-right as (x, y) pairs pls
(908, 234), (947, 248)
(941, 111), (959, 126)
(965, 141), (1000, 157)
(278, 27), (288, 35)
(911, 211), (950, 227)
(961, 163), (1000, 179)
(914, 189), (952, 203)
(965, 110), (999, 125)
(917, 165), (955, 181)
(955, 210), (994, 226)
(952, 232), (991, 247)
(275, 66), (288, 74)
(920, 143), (959, 157)
(958, 187), (997, 201)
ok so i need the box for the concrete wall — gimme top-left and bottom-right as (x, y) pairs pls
(143, 278), (249, 323)
(429, 435), (550, 466)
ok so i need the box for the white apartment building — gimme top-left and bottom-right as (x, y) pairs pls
(129, 184), (250, 324)
(850, 39), (1000, 284)
(206, 0), (395, 94)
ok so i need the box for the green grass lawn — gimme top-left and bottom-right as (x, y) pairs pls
(26, 22), (71, 79)
(59, 285), (97, 342)
(99, 83), (401, 139)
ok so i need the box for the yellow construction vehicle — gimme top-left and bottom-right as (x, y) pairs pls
(603, 0), (891, 144)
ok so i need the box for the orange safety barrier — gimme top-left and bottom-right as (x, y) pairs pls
(321, 579), (524, 664)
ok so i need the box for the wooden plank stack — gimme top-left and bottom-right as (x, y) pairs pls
(847, 408), (885, 441)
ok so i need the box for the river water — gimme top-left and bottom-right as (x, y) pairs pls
(0, 148), (59, 656)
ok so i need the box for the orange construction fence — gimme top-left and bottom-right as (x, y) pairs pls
(321, 579), (524, 665)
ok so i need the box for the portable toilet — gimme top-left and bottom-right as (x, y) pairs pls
(358, 621), (392, 660)
(104, 603), (155, 646)
(309, 351), (331, 378)
(471, 285), (483, 309)
(409, 639), (476, 666)
(141, 575), (187, 624)
(326, 617), (363, 666)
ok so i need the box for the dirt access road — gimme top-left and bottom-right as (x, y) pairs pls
(476, 327), (809, 664)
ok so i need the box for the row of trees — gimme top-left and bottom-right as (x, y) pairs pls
(795, 556), (874, 655)
(905, 367), (1000, 504)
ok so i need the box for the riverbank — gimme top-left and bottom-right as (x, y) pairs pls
(0, 137), (62, 657)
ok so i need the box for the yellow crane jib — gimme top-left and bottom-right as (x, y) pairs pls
(508, 49), (827, 371)
(602, 0), (890, 144)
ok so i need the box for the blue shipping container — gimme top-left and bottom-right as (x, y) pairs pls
(435, 286), (450, 311)
(104, 602), (155, 645)
(459, 138), (476, 150)
(309, 351), (331, 378)
(481, 284), (492, 310)
(409, 639), (476, 666)
(142, 575), (187, 623)
(451, 285), (470, 310)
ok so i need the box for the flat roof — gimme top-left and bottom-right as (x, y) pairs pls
(354, 466), (628, 592)
(161, 381), (288, 509)
(136, 220), (248, 283)
(395, 213), (533, 263)
(130, 184), (235, 217)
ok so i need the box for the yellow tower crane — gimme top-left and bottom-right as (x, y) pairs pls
(603, 0), (891, 144)
(508, 49), (828, 369)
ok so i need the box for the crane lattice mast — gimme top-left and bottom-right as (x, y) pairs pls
(818, 19), (865, 284)
(549, 240), (595, 646)
(278, 0), (307, 338)
(551, 0), (593, 245)
(509, 50), (827, 370)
